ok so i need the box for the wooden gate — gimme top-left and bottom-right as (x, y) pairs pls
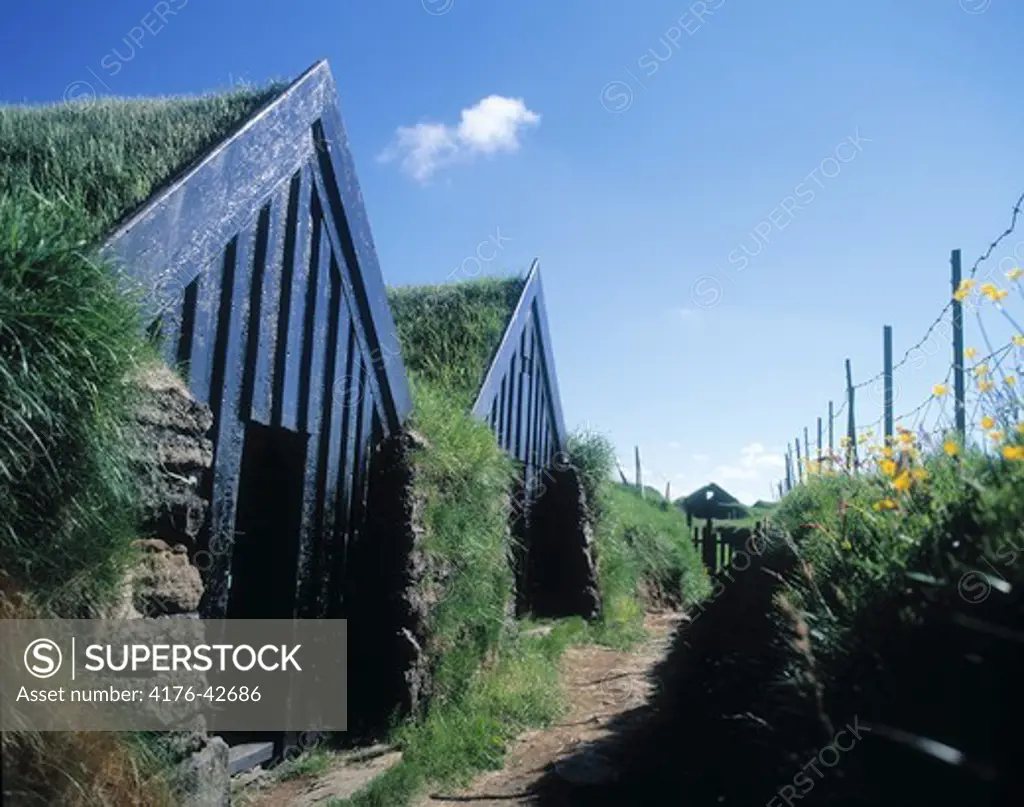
(100, 60), (412, 620)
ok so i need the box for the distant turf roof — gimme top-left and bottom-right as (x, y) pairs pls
(387, 275), (527, 406)
(0, 84), (286, 241)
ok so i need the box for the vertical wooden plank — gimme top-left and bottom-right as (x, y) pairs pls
(279, 166), (314, 432)
(188, 258), (222, 405)
(205, 227), (255, 617)
(817, 416), (823, 465)
(294, 219), (333, 617)
(951, 249), (966, 442)
(795, 438), (803, 484)
(251, 175), (297, 425)
(514, 329), (527, 462)
(803, 426), (811, 474)
(505, 352), (518, 453)
(298, 192), (325, 435)
(271, 169), (305, 429)
(316, 262), (350, 616)
(328, 321), (359, 616)
(238, 203), (272, 423)
(498, 376), (507, 448)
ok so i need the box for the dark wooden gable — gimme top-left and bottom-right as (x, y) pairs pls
(101, 60), (412, 619)
(471, 260), (567, 486)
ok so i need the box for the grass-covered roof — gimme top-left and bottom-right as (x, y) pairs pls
(387, 275), (526, 406)
(0, 85), (284, 241)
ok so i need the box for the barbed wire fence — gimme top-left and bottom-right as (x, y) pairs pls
(779, 189), (1024, 494)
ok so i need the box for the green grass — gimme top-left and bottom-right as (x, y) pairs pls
(566, 430), (709, 647)
(387, 276), (526, 408)
(1, 85), (284, 240)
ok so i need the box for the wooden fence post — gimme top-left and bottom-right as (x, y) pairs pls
(951, 249), (966, 443)
(828, 400), (834, 456)
(785, 444), (793, 491)
(795, 438), (803, 483)
(635, 445), (643, 497)
(846, 358), (857, 472)
(817, 416), (823, 466)
(701, 518), (716, 573)
(884, 324), (894, 445)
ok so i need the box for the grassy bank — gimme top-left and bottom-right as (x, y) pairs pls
(550, 427), (1024, 805)
(1, 87), (282, 806)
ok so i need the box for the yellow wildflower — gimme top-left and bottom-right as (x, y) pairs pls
(953, 279), (975, 301)
(1014, 335), (1024, 348)
(893, 470), (912, 492)
(980, 282), (998, 300)
(981, 415), (995, 430)
(880, 458), (897, 477)
(994, 288), (1009, 302)
(1003, 445), (1024, 461)
(1006, 375), (1017, 387)
(882, 446), (894, 458)
(912, 468), (929, 482)
(944, 440), (960, 457)
(873, 498), (898, 512)
(933, 383), (948, 396)
(979, 379), (994, 393)
(974, 363), (989, 377)
(965, 347), (977, 359)
(898, 431), (914, 445)
(1008, 267), (1023, 282)
(840, 436), (850, 448)
(990, 431), (1004, 442)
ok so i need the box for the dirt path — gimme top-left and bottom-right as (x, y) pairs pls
(417, 610), (682, 806)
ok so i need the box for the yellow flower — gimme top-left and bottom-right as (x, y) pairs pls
(980, 282), (998, 300)
(1009, 267), (1024, 282)
(882, 446), (894, 458)
(840, 436), (850, 448)
(953, 279), (975, 301)
(893, 470), (912, 492)
(933, 383), (948, 396)
(979, 379), (995, 393)
(873, 498), (898, 512)
(898, 431), (914, 445)
(965, 347), (977, 360)
(880, 458), (897, 477)
(841, 539), (853, 550)
(974, 363), (989, 377)
(994, 288), (1009, 302)
(982, 415), (995, 430)
(1003, 445), (1024, 461)
(1006, 375), (1017, 387)
(944, 440), (960, 457)
(1014, 335), (1024, 348)
(912, 468), (929, 482)
(990, 431), (1004, 442)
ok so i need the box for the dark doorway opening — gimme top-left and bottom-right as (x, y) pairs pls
(227, 421), (307, 620)
(220, 421), (307, 759)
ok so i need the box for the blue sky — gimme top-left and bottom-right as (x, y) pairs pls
(4, 0), (1024, 503)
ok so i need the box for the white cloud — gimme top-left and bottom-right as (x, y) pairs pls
(379, 95), (540, 182)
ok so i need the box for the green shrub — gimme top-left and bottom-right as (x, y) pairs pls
(0, 195), (149, 615)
